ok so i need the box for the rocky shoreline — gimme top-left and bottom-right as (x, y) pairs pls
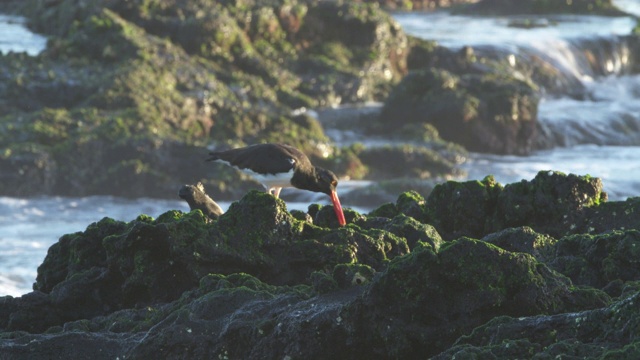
(1, 0), (639, 358)
(1, 0), (636, 200)
(1, 171), (639, 358)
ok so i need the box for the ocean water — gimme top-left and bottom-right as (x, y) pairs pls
(3, 3), (640, 296)
(392, 0), (640, 200)
(0, 15), (46, 55)
(0, 196), (193, 296)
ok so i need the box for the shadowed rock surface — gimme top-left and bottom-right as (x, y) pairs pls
(1, 172), (639, 359)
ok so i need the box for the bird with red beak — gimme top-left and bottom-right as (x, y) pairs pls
(206, 143), (346, 226)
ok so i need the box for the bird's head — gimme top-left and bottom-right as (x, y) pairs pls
(316, 168), (346, 227)
(316, 168), (339, 195)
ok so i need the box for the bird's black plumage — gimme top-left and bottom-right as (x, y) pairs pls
(207, 143), (307, 175)
(206, 143), (346, 226)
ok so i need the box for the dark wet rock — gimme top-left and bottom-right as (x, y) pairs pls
(358, 144), (465, 180)
(427, 171), (613, 240)
(426, 175), (503, 240)
(377, 67), (539, 155)
(482, 226), (557, 258)
(396, 189), (428, 222)
(0, 291), (60, 333)
(384, 214), (442, 251)
(433, 291), (639, 359)
(492, 171), (607, 237)
(583, 196), (640, 234)
(332, 263), (376, 288)
(178, 182), (224, 220)
(357, 212), (442, 251)
(336, 238), (610, 358)
(541, 230), (640, 296)
(11, 191), (409, 332)
(2, 174), (640, 358)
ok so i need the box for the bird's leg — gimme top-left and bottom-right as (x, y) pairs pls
(266, 187), (282, 198)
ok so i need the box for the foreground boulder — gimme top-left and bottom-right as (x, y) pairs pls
(434, 290), (640, 359)
(1, 172), (640, 358)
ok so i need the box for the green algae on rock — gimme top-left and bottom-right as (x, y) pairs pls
(2, 172), (640, 358)
(433, 290), (639, 359)
(18, 190), (412, 332)
(336, 237), (610, 358)
(426, 171), (612, 240)
(542, 229), (640, 296)
(0, 0), (432, 199)
(426, 175), (503, 240)
(481, 226), (557, 259)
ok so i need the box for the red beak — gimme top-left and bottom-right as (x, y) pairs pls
(330, 190), (346, 226)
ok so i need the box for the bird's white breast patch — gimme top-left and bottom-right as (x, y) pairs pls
(212, 158), (295, 189)
(244, 168), (295, 189)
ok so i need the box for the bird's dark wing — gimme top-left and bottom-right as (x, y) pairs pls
(208, 144), (307, 175)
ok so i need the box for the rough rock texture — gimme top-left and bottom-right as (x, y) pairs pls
(433, 290), (640, 359)
(0, 0), (471, 200)
(426, 171), (607, 240)
(377, 67), (539, 155)
(2, 0), (633, 200)
(1, 173), (640, 359)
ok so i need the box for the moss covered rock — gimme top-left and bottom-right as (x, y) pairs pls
(426, 175), (503, 239)
(337, 238), (609, 358)
(433, 291), (640, 359)
(542, 230), (640, 295)
(2, 173), (640, 357)
(0, 0), (418, 199)
(17, 190), (411, 332)
(426, 171), (612, 240)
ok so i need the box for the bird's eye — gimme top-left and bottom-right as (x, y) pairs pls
(331, 180), (337, 187)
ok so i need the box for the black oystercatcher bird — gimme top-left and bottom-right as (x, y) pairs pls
(206, 143), (346, 226)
